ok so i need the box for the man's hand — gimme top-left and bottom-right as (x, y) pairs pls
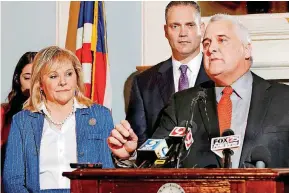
(107, 120), (138, 159)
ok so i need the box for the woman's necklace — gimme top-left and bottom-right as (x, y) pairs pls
(45, 103), (74, 126)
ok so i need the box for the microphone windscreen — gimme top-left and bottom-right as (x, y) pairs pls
(198, 90), (207, 99)
(222, 129), (234, 136)
(250, 146), (271, 167)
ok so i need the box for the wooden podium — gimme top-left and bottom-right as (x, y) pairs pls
(63, 168), (289, 193)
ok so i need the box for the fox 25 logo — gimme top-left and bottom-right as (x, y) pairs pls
(211, 135), (240, 150)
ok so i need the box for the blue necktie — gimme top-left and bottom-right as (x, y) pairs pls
(178, 65), (189, 91)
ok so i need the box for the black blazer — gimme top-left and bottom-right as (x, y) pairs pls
(126, 58), (209, 146)
(152, 72), (289, 168)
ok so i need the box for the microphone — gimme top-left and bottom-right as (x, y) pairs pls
(151, 139), (179, 168)
(169, 121), (188, 138)
(250, 146), (271, 168)
(222, 129), (235, 168)
(189, 90), (206, 124)
(197, 89), (207, 100)
(154, 90), (205, 168)
(136, 138), (169, 168)
(174, 121), (195, 168)
(152, 120), (195, 168)
(211, 129), (241, 168)
(173, 90), (206, 168)
(169, 120), (194, 148)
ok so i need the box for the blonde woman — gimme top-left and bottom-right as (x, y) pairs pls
(3, 46), (114, 193)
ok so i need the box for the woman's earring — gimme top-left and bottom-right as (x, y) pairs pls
(40, 88), (43, 101)
(74, 89), (78, 96)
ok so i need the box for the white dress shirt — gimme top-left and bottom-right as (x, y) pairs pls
(39, 98), (86, 190)
(172, 52), (203, 92)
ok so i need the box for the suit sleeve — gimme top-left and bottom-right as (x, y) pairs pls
(3, 115), (29, 193)
(126, 77), (148, 146)
(152, 95), (178, 139)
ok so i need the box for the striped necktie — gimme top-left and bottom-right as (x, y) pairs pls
(178, 65), (189, 91)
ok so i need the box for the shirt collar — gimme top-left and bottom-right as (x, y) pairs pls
(39, 98), (87, 116)
(172, 52), (202, 75)
(215, 71), (253, 100)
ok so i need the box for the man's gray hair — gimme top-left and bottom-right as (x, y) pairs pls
(209, 14), (251, 45)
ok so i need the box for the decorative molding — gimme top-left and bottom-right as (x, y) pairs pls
(252, 61), (289, 68)
(202, 13), (289, 41)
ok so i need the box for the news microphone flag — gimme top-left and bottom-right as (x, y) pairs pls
(211, 135), (241, 158)
(169, 126), (194, 150)
(169, 127), (187, 137)
(76, 1), (111, 109)
(137, 139), (169, 159)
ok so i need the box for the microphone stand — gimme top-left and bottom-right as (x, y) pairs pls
(151, 143), (177, 168)
(175, 121), (189, 168)
(174, 94), (199, 168)
(221, 129), (235, 168)
(223, 149), (233, 168)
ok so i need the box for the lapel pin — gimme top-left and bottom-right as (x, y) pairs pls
(89, 118), (97, 126)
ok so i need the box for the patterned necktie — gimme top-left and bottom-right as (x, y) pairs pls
(178, 65), (189, 91)
(217, 86), (234, 135)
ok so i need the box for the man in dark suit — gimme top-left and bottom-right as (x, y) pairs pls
(126, 1), (209, 147)
(109, 14), (289, 168)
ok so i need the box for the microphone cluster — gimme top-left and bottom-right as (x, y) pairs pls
(136, 90), (206, 168)
(134, 89), (271, 169)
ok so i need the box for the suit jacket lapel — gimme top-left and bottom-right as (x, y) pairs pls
(239, 73), (271, 167)
(30, 112), (44, 154)
(75, 107), (90, 147)
(195, 60), (210, 85)
(157, 58), (175, 104)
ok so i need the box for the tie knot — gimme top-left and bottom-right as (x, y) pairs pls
(179, 65), (188, 74)
(222, 86), (233, 95)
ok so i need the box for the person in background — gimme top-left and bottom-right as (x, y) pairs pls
(126, 1), (209, 147)
(3, 46), (114, 193)
(1, 52), (37, 184)
(108, 14), (289, 168)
